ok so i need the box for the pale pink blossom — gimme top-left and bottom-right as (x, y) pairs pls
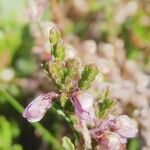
(115, 115), (138, 138)
(29, 0), (46, 21)
(71, 90), (95, 121)
(100, 132), (121, 150)
(23, 92), (58, 122)
(90, 115), (138, 149)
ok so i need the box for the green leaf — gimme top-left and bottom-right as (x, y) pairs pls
(49, 27), (61, 46)
(65, 58), (79, 75)
(78, 64), (99, 90)
(49, 59), (79, 91)
(52, 42), (65, 61)
(98, 88), (115, 118)
(12, 144), (23, 150)
(128, 138), (140, 150)
(62, 136), (75, 150)
(60, 92), (68, 107)
(0, 116), (12, 149)
(61, 58), (79, 91)
(49, 61), (63, 88)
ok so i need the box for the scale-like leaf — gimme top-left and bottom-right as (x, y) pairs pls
(49, 61), (63, 88)
(49, 27), (61, 46)
(62, 136), (75, 150)
(98, 88), (116, 118)
(61, 58), (79, 91)
(52, 42), (65, 61)
(60, 92), (68, 107)
(78, 64), (99, 90)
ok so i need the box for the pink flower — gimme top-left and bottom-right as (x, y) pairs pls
(29, 0), (46, 21)
(99, 116), (116, 132)
(71, 90), (95, 121)
(115, 115), (138, 138)
(23, 92), (58, 122)
(90, 115), (138, 149)
(100, 132), (121, 150)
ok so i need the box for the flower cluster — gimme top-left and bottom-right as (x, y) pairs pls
(23, 27), (138, 149)
(91, 115), (138, 150)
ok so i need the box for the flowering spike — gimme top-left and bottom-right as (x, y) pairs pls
(22, 26), (138, 149)
(23, 92), (58, 122)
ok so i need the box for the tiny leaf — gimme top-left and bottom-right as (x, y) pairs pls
(98, 88), (116, 118)
(52, 42), (66, 61)
(62, 136), (75, 150)
(60, 92), (68, 107)
(49, 27), (61, 46)
(78, 64), (99, 90)
(49, 61), (63, 88)
(61, 58), (79, 91)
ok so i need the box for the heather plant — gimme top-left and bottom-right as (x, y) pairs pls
(23, 27), (138, 150)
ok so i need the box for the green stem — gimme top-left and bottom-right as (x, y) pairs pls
(0, 90), (63, 150)
(52, 107), (80, 142)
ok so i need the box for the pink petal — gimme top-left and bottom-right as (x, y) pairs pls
(100, 132), (121, 150)
(115, 115), (138, 138)
(29, 0), (46, 21)
(23, 92), (58, 122)
(100, 116), (116, 132)
(71, 91), (95, 121)
(90, 115), (138, 147)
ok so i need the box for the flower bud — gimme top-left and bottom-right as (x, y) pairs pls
(42, 51), (52, 62)
(23, 92), (58, 122)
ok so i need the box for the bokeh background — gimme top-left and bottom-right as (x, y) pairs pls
(0, 0), (150, 150)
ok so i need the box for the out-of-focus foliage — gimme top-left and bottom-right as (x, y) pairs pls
(128, 138), (140, 150)
(0, 116), (22, 150)
(0, 0), (36, 76)
(0, 0), (25, 68)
